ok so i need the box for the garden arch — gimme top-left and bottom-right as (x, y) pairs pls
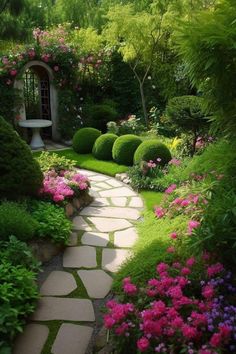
(14, 60), (60, 141)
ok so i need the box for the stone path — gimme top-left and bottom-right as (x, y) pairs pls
(13, 169), (143, 354)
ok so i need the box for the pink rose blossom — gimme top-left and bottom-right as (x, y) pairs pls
(10, 69), (17, 76)
(170, 232), (178, 239)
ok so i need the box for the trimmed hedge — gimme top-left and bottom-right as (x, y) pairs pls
(112, 134), (142, 166)
(92, 133), (118, 160)
(0, 116), (43, 199)
(72, 127), (101, 153)
(134, 140), (172, 166)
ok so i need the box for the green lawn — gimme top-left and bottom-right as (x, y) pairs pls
(140, 190), (164, 211)
(34, 149), (128, 176)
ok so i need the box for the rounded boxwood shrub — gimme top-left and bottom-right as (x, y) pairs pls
(0, 116), (43, 199)
(112, 134), (142, 166)
(88, 103), (119, 132)
(0, 201), (38, 241)
(72, 127), (101, 153)
(134, 140), (172, 166)
(92, 133), (118, 160)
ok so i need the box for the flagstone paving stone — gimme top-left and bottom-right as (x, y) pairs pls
(81, 231), (109, 247)
(102, 249), (131, 273)
(129, 196), (144, 208)
(78, 270), (113, 298)
(63, 246), (97, 268)
(40, 271), (77, 296)
(89, 175), (109, 182)
(106, 179), (124, 187)
(111, 197), (127, 206)
(114, 228), (138, 248)
(90, 197), (110, 207)
(32, 297), (95, 321)
(13, 324), (49, 354)
(52, 324), (93, 354)
(72, 216), (93, 231)
(95, 182), (113, 189)
(81, 206), (140, 220)
(88, 217), (132, 232)
(99, 186), (136, 197)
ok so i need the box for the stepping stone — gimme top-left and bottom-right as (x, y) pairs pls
(13, 324), (49, 354)
(72, 216), (92, 231)
(40, 271), (77, 296)
(102, 249), (130, 272)
(90, 197), (110, 207)
(129, 197), (144, 208)
(81, 232), (109, 247)
(95, 182), (112, 189)
(63, 246), (97, 268)
(88, 217), (132, 232)
(78, 270), (113, 298)
(99, 187), (136, 198)
(68, 232), (78, 246)
(114, 228), (138, 248)
(90, 186), (101, 192)
(81, 206), (140, 220)
(111, 197), (127, 207)
(89, 175), (109, 182)
(106, 179), (123, 187)
(52, 324), (93, 354)
(31, 297), (95, 321)
(78, 169), (97, 176)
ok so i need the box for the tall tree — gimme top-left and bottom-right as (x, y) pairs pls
(0, 0), (25, 15)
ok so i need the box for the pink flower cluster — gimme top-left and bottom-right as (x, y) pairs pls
(104, 260), (232, 353)
(39, 169), (89, 203)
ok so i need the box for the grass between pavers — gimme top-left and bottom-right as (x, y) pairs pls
(112, 211), (189, 292)
(34, 149), (128, 177)
(40, 320), (94, 354)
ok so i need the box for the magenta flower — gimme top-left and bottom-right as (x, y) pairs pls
(154, 206), (165, 218)
(170, 232), (178, 239)
(165, 184), (177, 194)
(137, 337), (150, 352)
(187, 220), (200, 235)
(10, 69), (17, 76)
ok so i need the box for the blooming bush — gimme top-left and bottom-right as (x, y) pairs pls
(39, 169), (90, 203)
(104, 260), (236, 353)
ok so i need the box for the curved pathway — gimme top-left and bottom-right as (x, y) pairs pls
(13, 169), (143, 354)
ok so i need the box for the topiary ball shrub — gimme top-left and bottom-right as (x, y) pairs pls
(92, 133), (118, 160)
(0, 116), (43, 199)
(72, 127), (101, 154)
(0, 201), (38, 241)
(112, 134), (142, 166)
(134, 140), (172, 166)
(88, 103), (119, 132)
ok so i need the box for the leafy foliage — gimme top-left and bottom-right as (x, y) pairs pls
(0, 201), (38, 242)
(37, 151), (76, 173)
(72, 127), (101, 153)
(0, 117), (43, 199)
(112, 134), (142, 166)
(176, 0), (236, 135)
(86, 103), (119, 132)
(92, 133), (118, 160)
(30, 201), (72, 245)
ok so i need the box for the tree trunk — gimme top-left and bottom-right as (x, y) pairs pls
(139, 82), (149, 128)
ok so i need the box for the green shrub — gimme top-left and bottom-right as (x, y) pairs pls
(0, 202), (38, 241)
(165, 96), (209, 155)
(134, 140), (172, 166)
(30, 201), (71, 244)
(37, 151), (76, 173)
(0, 236), (40, 272)
(0, 117), (43, 198)
(92, 133), (118, 160)
(72, 127), (101, 153)
(88, 103), (119, 132)
(0, 261), (38, 349)
(112, 134), (142, 166)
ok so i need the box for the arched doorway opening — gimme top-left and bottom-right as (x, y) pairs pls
(14, 60), (60, 141)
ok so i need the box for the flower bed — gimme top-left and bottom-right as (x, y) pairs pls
(105, 259), (236, 353)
